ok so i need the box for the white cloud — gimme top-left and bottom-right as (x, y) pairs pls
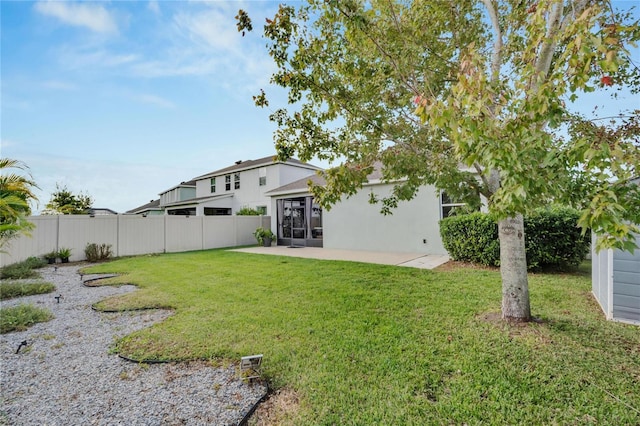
(173, 7), (239, 52)
(34, 1), (118, 34)
(129, 3), (276, 93)
(148, 1), (160, 16)
(58, 46), (138, 70)
(1, 139), (19, 153)
(42, 80), (77, 91)
(131, 93), (175, 109)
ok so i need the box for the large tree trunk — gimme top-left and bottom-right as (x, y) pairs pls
(498, 214), (531, 321)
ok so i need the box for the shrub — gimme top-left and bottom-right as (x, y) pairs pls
(253, 227), (276, 245)
(85, 243), (113, 262)
(0, 257), (47, 280)
(236, 206), (261, 216)
(439, 212), (500, 266)
(524, 206), (591, 270)
(440, 207), (590, 270)
(57, 247), (72, 259)
(0, 304), (54, 333)
(24, 256), (47, 269)
(0, 281), (55, 300)
(43, 251), (58, 263)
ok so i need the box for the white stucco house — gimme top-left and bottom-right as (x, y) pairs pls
(266, 167), (469, 255)
(127, 155), (472, 257)
(127, 156), (322, 217)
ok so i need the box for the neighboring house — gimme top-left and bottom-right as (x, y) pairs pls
(127, 156), (322, 217)
(592, 177), (640, 325)
(266, 165), (473, 255)
(159, 180), (197, 216)
(87, 208), (119, 216)
(126, 199), (163, 216)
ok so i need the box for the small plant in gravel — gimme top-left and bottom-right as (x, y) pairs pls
(0, 281), (55, 300)
(0, 257), (47, 280)
(0, 304), (53, 333)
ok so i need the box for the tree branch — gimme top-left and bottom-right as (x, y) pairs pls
(481, 0), (502, 83)
(535, 0), (564, 80)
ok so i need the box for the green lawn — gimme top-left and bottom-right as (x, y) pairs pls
(84, 250), (640, 425)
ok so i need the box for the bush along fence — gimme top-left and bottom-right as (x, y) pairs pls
(0, 214), (270, 267)
(439, 207), (590, 270)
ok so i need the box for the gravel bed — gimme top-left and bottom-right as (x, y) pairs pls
(0, 264), (267, 426)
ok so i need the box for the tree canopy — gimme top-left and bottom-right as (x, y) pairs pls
(43, 184), (93, 215)
(239, 0), (640, 321)
(0, 158), (38, 248)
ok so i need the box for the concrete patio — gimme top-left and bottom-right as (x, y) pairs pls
(231, 246), (450, 269)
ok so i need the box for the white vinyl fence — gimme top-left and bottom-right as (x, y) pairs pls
(0, 215), (270, 267)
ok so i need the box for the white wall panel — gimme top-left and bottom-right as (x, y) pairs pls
(58, 216), (118, 261)
(118, 216), (165, 256)
(203, 216), (237, 248)
(165, 216), (203, 253)
(0, 216), (59, 265)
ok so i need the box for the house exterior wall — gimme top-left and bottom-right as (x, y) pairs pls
(323, 183), (447, 255)
(160, 186), (195, 207)
(193, 163), (318, 215)
(196, 178), (216, 198)
(276, 166), (319, 189)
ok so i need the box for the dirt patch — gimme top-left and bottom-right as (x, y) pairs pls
(248, 388), (301, 426)
(434, 260), (498, 272)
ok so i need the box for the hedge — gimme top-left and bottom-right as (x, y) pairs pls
(440, 207), (590, 270)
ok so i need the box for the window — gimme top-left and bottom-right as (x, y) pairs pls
(256, 205), (267, 215)
(204, 207), (231, 216)
(234, 173), (240, 189)
(225, 175), (231, 191)
(440, 191), (467, 219)
(210, 177), (216, 193)
(259, 167), (267, 186)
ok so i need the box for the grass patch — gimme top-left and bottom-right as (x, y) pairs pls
(84, 251), (640, 425)
(0, 304), (54, 333)
(0, 281), (56, 300)
(0, 257), (47, 280)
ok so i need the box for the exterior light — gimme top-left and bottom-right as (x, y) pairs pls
(240, 354), (263, 381)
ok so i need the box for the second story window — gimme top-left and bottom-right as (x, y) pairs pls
(259, 167), (266, 186)
(225, 175), (231, 191)
(234, 173), (240, 190)
(210, 177), (216, 193)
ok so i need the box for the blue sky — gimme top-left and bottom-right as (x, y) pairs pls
(2, 0), (289, 213)
(2, 1), (638, 214)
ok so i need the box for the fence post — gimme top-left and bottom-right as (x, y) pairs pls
(163, 214), (167, 253)
(56, 215), (60, 252)
(116, 214), (120, 258)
